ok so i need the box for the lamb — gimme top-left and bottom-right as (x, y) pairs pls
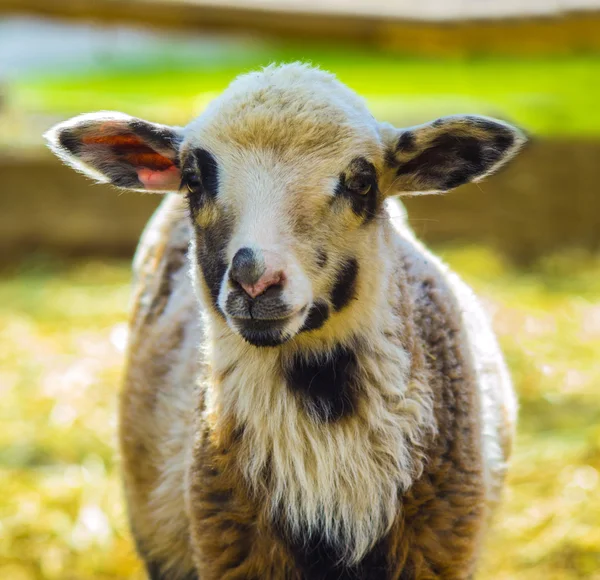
(45, 63), (523, 580)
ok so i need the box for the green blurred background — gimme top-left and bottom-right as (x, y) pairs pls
(1, 2), (599, 578)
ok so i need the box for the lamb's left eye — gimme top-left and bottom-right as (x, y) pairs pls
(346, 175), (372, 196)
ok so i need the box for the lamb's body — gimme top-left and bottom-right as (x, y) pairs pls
(121, 194), (516, 579)
(45, 63), (523, 579)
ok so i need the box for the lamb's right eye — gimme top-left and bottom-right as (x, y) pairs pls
(184, 173), (203, 194)
(181, 149), (219, 210)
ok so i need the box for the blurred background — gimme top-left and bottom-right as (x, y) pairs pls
(1, 1), (599, 579)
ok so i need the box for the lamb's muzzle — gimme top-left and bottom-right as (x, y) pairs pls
(225, 246), (309, 346)
(230, 247), (285, 299)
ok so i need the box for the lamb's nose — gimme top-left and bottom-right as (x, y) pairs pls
(230, 247), (284, 299)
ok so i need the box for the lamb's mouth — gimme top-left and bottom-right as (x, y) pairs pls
(232, 316), (295, 347)
(231, 300), (329, 347)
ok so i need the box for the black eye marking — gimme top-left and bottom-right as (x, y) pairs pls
(181, 148), (219, 216)
(183, 172), (202, 191)
(194, 217), (232, 319)
(334, 157), (379, 224)
(345, 173), (372, 196)
(331, 257), (359, 312)
(194, 148), (219, 196)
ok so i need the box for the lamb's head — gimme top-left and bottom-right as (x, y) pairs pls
(45, 63), (526, 347)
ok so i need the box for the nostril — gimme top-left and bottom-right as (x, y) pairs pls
(230, 247), (264, 288)
(260, 284), (284, 299)
(240, 270), (284, 299)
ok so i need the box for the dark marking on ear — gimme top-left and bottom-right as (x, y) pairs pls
(195, 218), (232, 319)
(440, 168), (473, 191)
(334, 157), (379, 224)
(468, 116), (512, 136)
(285, 344), (360, 422)
(393, 117), (521, 192)
(299, 300), (330, 333)
(47, 116), (184, 192)
(58, 128), (82, 155)
(129, 118), (183, 155)
(331, 258), (358, 311)
(316, 249), (328, 268)
(110, 172), (143, 189)
(386, 132), (416, 167)
(395, 134), (489, 191)
(494, 132), (515, 152)
(396, 131), (416, 153)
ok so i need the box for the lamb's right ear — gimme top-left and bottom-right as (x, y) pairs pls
(44, 112), (184, 193)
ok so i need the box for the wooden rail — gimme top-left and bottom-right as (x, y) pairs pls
(1, 0), (599, 54)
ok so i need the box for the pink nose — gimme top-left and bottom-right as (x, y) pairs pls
(230, 247), (285, 299)
(240, 269), (283, 299)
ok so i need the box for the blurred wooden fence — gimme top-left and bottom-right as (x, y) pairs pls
(1, 0), (599, 55)
(1, 1), (599, 264)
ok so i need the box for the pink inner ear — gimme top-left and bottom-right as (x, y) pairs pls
(137, 166), (181, 191)
(82, 132), (180, 191)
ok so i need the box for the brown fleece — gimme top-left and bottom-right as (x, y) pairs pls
(119, 200), (488, 578)
(181, 246), (485, 579)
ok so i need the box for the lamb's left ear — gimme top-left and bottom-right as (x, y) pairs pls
(44, 112), (184, 192)
(382, 115), (526, 195)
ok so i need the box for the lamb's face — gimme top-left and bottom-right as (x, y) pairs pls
(179, 72), (387, 346)
(44, 64), (526, 348)
(181, 146), (385, 347)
